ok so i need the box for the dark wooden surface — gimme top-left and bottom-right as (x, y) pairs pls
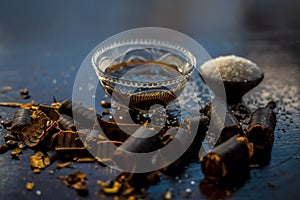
(0, 1), (300, 199)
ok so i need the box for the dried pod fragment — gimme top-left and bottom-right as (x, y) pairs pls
(0, 119), (12, 129)
(0, 144), (9, 154)
(11, 109), (32, 132)
(5, 140), (18, 148)
(35, 104), (60, 121)
(4, 134), (18, 142)
(19, 111), (49, 147)
(58, 171), (88, 196)
(30, 151), (49, 171)
(246, 101), (276, 166)
(20, 88), (29, 95)
(19, 88), (31, 99)
(200, 136), (252, 187)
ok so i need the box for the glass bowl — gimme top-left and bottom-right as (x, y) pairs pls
(92, 38), (196, 111)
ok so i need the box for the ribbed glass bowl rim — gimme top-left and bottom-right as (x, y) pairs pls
(91, 39), (196, 88)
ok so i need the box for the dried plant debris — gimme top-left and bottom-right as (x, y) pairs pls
(11, 147), (22, 158)
(30, 151), (51, 173)
(58, 171), (88, 196)
(20, 88), (31, 99)
(0, 86), (279, 199)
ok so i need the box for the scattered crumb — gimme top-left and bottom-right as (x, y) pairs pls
(26, 182), (35, 191)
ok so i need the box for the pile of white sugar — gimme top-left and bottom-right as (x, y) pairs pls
(200, 55), (263, 82)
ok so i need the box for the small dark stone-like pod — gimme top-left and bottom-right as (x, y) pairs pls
(200, 136), (253, 187)
(246, 101), (276, 166)
(4, 133), (18, 142)
(11, 109), (32, 132)
(0, 144), (9, 154)
(5, 140), (19, 148)
(0, 119), (12, 129)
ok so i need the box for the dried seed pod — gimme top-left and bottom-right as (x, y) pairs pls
(4, 133), (18, 142)
(0, 119), (12, 129)
(200, 136), (253, 187)
(11, 109), (32, 132)
(5, 140), (18, 148)
(59, 100), (99, 129)
(246, 101), (276, 166)
(113, 126), (160, 171)
(0, 144), (9, 154)
(19, 111), (50, 147)
(206, 99), (244, 146)
(58, 114), (76, 131)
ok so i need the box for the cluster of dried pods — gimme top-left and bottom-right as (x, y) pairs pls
(0, 96), (276, 198)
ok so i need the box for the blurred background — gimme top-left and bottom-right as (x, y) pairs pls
(0, 0), (299, 101)
(0, 0), (299, 199)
